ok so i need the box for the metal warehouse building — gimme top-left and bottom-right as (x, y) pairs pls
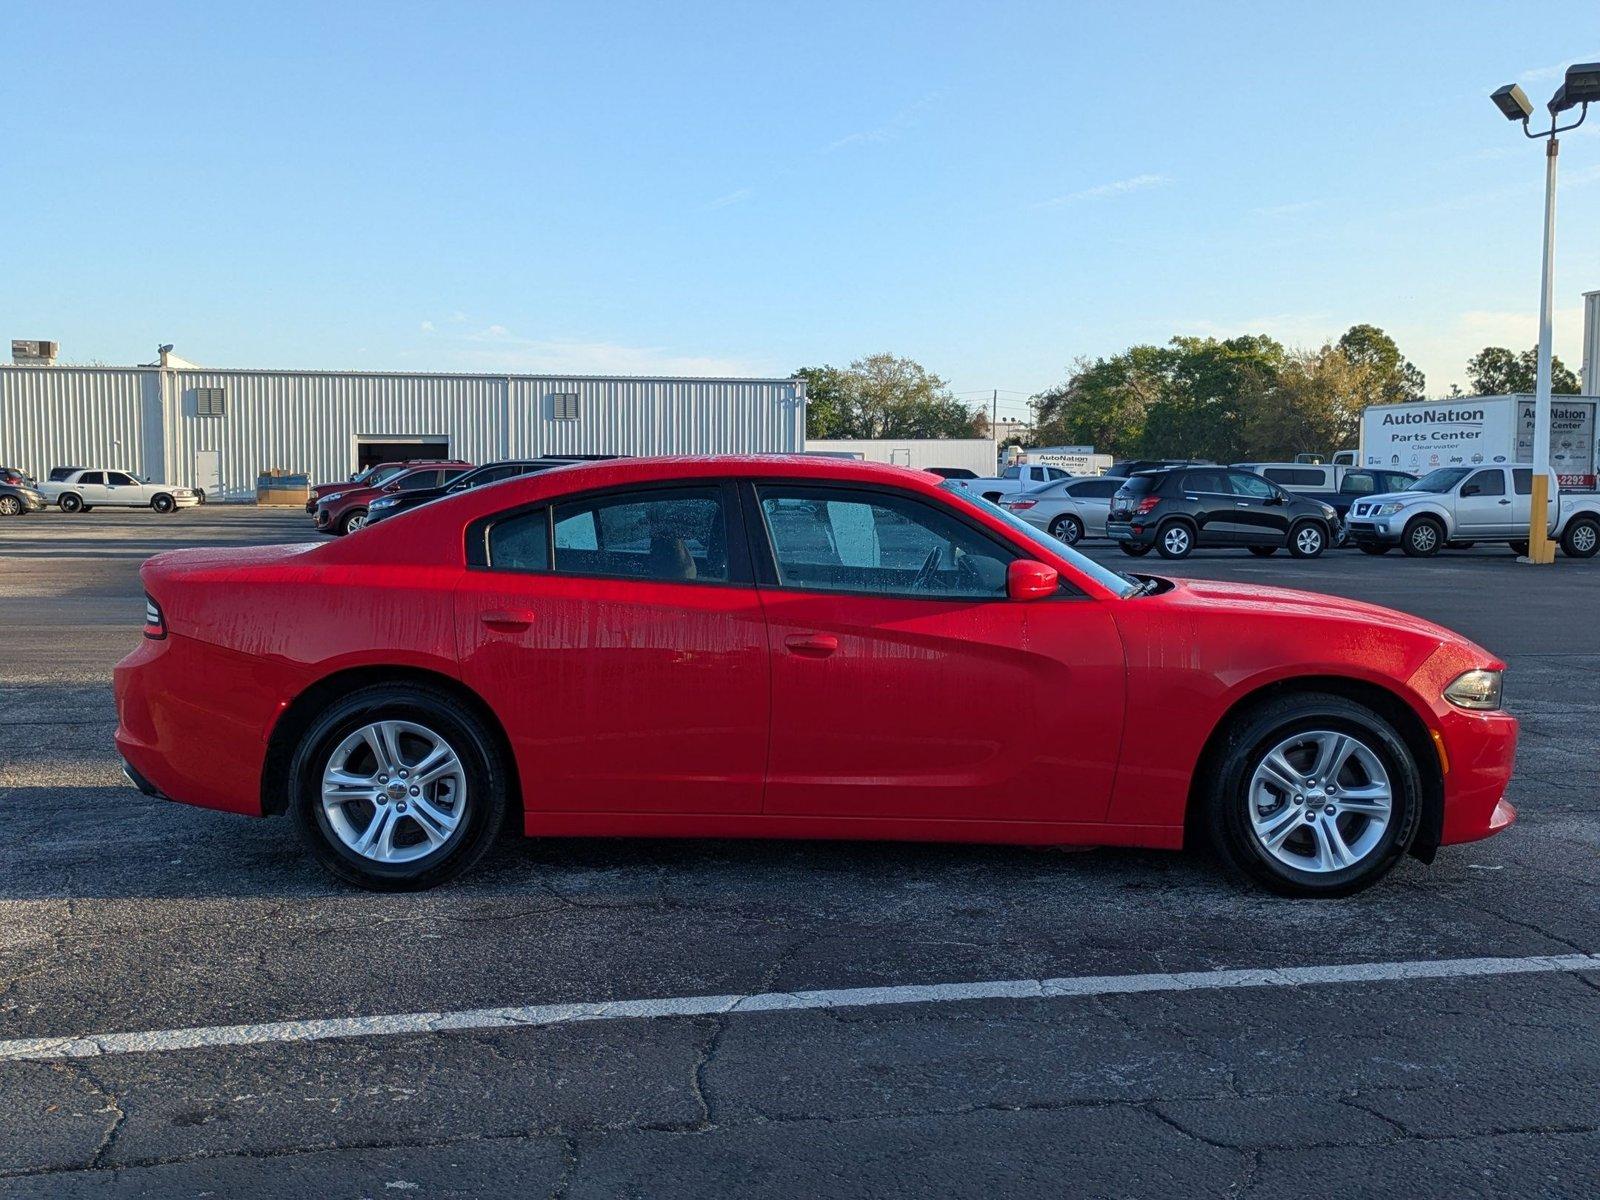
(0, 353), (805, 501)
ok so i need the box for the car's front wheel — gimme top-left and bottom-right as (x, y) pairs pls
(288, 683), (510, 890)
(1400, 516), (1444, 557)
(151, 494), (175, 514)
(1203, 692), (1422, 896)
(59, 493), (83, 513)
(1288, 521), (1326, 559)
(340, 508), (369, 535)
(0, 496), (20, 517)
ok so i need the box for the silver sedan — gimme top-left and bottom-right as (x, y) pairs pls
(1001, 476), (1123, 546)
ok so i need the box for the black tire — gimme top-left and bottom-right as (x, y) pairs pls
(1248, 546), (1277, 558)
(339, 508), (369, 536)
(288, 682), (510, 891)
(151, 494), (175, 514)
(1118, 542), (1153, 557)
(1400, 516), (1444, 557)
(1154, 520), (1195, 559)
(0, 496), (20, 517)
(1445, 541), (1474, 550)
(1509, 540), (1530, 557)
(59, 493), (83, 513)
(1357, 543), (1392, 556)
(1287, 521), (1326, 559)
(1560, 516), (1600, 559)
(1203, 692), (1423, 897)
(1048, 514), (1084, 546)
(81, 505), (93, 512)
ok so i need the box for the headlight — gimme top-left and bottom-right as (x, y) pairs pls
(323, 492), (345, 504)
(1320, 503), (1337, 520)
(371, 497), (398, 509)
(1444, 669), (1503, 711)
(1374, 501), (1408, 516)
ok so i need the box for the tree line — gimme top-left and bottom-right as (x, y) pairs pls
(799, 334), (1581, 462)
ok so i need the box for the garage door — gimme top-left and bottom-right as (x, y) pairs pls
(356, 437), (450, 469)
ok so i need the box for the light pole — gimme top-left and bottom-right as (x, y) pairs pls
(1490, 64), (1600, 563)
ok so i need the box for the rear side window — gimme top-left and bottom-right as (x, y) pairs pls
(1228, 472), (1278, 499)
(1071, 479), (1121, 499)
(552, 488), (728, 583)
(1340, 472), (1377, 495)
(79, 471), (104, 485)
(1512, 469), (1533, 496)
(487, 509), (550, 571)
(1181, 470), (1228, 493)
(1116, 475), (1157, 497)
(397, 471), (440, 491)
(1044, 467), (1070, 480)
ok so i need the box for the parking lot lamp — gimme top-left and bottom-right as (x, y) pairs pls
(1491, 66), (1596, 563)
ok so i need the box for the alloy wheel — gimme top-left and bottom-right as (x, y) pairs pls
(320, 720), (468, 863)
(1295, 526), (1323, 555)
(1247, 730), (1392, 874)
(1572, 523), (1598, 555)
(0, 497), (19, 516)
(1409, 524), (1438, 553)
(1162, 526), (1191, 556)
(1051, 516), (1082, 545)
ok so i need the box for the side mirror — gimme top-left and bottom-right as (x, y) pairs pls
(1007, 559), (1059, 601)
(349, 472), (360, 481)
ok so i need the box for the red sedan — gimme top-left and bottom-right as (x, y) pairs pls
(115, 456), (1517, 894)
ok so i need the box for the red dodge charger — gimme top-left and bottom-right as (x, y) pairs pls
(115, 456), (1517, 894)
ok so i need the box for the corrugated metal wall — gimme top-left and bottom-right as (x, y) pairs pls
(0, 368), (158, 481)
(1, 366), (803, 499)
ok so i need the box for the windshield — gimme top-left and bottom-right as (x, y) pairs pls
(1407, 467), (1472, 494)
(941, 483), (1141, 598)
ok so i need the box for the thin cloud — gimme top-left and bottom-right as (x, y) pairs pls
(1031, 173), (1172, 208)
(1518, 56), (1599, 84)
(451, 325), (769, 378)
(706, 187), (753, 210)
(1253, 199), (1322, 218)
(824, 91), (941, 153)
(419, 320), (435, 333)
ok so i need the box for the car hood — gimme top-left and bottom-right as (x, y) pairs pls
(1159, 576), (1493, 656)
(1351, 489), (1427, 507)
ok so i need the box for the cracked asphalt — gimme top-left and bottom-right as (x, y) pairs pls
(1, 507), (1596, 1198)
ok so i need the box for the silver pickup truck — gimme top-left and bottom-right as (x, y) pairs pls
(1344, 464), (1600, 558)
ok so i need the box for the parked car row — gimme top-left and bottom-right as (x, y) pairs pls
(0, 466), (201, 516)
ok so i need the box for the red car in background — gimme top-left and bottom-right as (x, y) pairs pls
(116, 456), (1517, 894)
(305, 462), (415, 514)
(315, 462), (473, 535)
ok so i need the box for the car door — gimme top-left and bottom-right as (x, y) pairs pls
(1065, 478), (1119, 535)
(455, 482), (770, 815)
(105, 471), (143, 506)
(1176, 469), (1247, 544)
(1455, 469), (1512, 535)
(1224, 471), (1292, 544)
(749, 481), (1126, 825)
(74, 471), (109, 505)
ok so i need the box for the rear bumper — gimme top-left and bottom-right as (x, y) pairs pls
(1105, 520), (1156, 546)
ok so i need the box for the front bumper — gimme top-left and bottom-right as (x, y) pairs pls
(314, 507), (334, 529)
(1436, 706), (1520, 846)
(1345, 517), (1403, 545)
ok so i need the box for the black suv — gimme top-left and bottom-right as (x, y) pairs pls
(1106, 466), (1338, 559)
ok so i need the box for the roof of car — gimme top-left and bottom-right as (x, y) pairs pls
(532, 454), (943, 487)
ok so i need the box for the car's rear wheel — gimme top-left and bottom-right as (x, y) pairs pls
(1204, 693), (1422, 897)
(1561, 516), (1600, 558)
(59, 493), (83, 513)
(1400, 516), (1444, 557)
(1049, 514), (1084, 546)
(0, 496), (20, 516)
(151, 494), (175, 514)
(1118, 542), (1152, 557)
(340, 508), (369, 535)
(1248, 546), (1276, 557)
(289, 683), (509, 890)
(1357, 543), (1391, 556)
(1288, 521), (1326, 559)
(1155, 520), (1194, 559)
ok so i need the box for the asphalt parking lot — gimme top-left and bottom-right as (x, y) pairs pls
(1, 507), (1597, 1199)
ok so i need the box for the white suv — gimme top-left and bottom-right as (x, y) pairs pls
(37, 469), (199, 514)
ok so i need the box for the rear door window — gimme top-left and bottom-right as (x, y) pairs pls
(1071, 479), (1121, 499)
(1181, 470), (1228, 494)
(79, 472), (104, 486)
(1512, 469), (1534, 496)
(551, 487), (729, 583)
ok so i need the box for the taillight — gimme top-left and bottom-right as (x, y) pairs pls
(1009, 500), (1037, 510)
(143, 593), (167, 640)
(1135, 496), (1161, 514)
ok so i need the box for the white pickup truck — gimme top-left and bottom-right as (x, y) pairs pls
(1344, 464), (1600, 558)
(957, 462), (1075, 503)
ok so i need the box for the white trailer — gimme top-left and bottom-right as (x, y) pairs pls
(1357, 394), (1598, 491)
(803, 438), (996, 476)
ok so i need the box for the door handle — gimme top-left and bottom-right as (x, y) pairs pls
(784, 633), (838, 658)
(480, 609), (535, 631)
(1498, 499), (1511, 505)
(1235, 502), (1252, 507)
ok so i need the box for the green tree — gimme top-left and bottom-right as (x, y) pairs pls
(1336, 324), (1425, 402)
(1466, 346), (1580, 395)
(1239, 345), (1367, 461)
(796, 354), (977, 439)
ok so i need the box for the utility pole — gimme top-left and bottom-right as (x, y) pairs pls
(992, 389), (999, 467)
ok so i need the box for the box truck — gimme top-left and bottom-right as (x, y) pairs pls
(1354, 394), (1598, 491)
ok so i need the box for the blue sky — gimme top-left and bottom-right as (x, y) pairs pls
(5, 2), (1598, 423)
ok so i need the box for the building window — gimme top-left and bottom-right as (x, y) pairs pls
(550, 392), (579, 421)
(194, 387), (226, 417)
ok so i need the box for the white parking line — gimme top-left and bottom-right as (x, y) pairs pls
(2, 953), (1595, 1063)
